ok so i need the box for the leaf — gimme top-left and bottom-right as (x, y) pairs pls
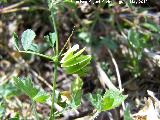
(13, 77), (49, 103)
(33, 91), (49, 103)
(49, 32), (56, 47)
(142, 22), (160, 32)
(87, 93), (102, 110)
(0, 82), (21, 99)
(61, 44), (92, 76)
(61, 44), (79, 63)
(88, 89), (127, 111)
(29, 43), (39, 52)
(128, 29), (140, 49)
(101, 97), (114, 111)
(44, 32), (56, 48)
(21, 29), (36, 51)
(100, 89), (127, 111)
(63, 55), (91, 74)
(13, 32), (20, 50)
(61, 47), (86, 66)
(70, 76), (83, 108)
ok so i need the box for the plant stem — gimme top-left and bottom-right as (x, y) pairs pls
(32, 101), (39, 120)
(50, 62), (58, 120)
(59, 28), (74, 56)
(49, 4), (59, 120)
(19, 50), (53, 60)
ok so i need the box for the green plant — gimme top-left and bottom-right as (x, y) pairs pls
(127, 29), (149, 77)
(11, 0), (127, 120)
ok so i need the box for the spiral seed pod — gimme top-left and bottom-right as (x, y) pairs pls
(60, 44), (91, 76)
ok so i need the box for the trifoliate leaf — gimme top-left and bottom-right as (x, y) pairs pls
(21, 29), (36, 51)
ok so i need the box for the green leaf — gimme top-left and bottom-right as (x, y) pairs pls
(101, 96), (114, 111)
(61, 44), (79, 63)
(128, 29), (140, 49)
(61, 47), (86, 66)
(63, 55), (91, 74)
(14, 77), (38, 98)
(13, 77), (49, 103)
(87, 93), (102, 110)
(70, 76), (83, 108)
(61, 44), (92, 76)
(142, 22), (160, 32)
(13, 32), (20, 50)
(0, 82), (21, 99)
(100, 89), (127, 111)
(88, 89), (127, 111)
(33, 91), (49, 103)
(29, 43), (39, 52)
(44, 32), (56, 48)
(49, 32), (56, 47)
(21, 29), (36, 51)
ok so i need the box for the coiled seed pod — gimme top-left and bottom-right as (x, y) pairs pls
(60, 44), (91, 76)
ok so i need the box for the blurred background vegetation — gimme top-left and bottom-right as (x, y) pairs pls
(0, 0), (160, 119)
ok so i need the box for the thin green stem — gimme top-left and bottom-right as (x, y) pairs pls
(50, 62), (58, 120)
(59, 28), (74, 56)
(32, 101), (39, 120)
(48, 2), (59, 119)
(19, 50), (53, 60)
